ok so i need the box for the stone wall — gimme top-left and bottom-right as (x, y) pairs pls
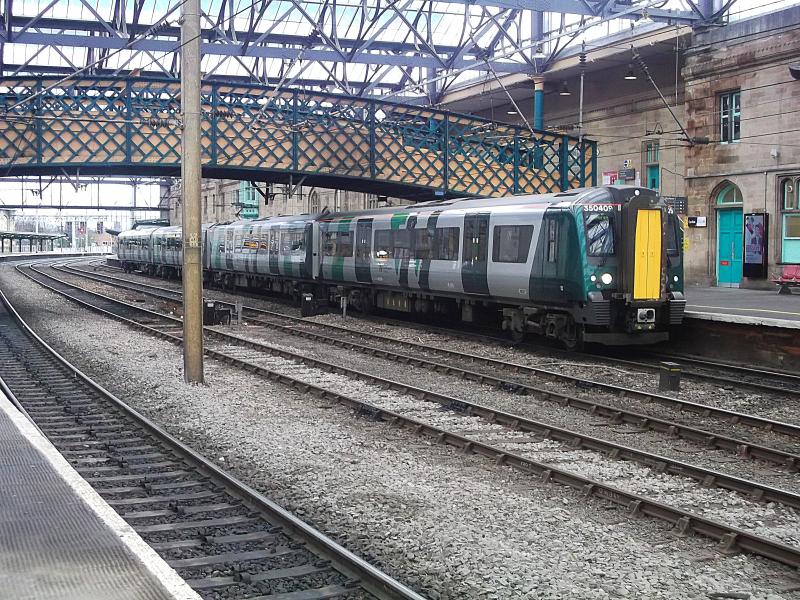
(683, 6), (800, 287)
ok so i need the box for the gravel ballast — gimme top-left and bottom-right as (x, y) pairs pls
(5, 263), (800, 600)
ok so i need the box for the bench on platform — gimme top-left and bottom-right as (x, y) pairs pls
(772, 265), (800, 294)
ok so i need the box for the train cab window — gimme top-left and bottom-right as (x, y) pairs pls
(433, 227), (460, 261)
(323, 230), (353, 257)
(374, 230), (392, 258)
(583, 212), (615, 257)
(666, 213), (681, 257)
(492, 225), (534, 263)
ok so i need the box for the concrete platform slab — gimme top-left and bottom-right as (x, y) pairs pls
(685, 285), (800, 329)
(0, 387), (199, 600)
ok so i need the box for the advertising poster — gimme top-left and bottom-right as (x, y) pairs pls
(743, 213), (768, 278)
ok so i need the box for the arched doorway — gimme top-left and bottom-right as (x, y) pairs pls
(714, 182), (743, 287)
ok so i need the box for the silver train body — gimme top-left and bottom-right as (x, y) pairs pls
(118, 186), (686, 346)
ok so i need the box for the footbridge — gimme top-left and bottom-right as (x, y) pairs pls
(0, 77), (595, 200)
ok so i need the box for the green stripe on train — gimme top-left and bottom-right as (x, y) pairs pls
(390, 213), (409, 230)
(332, 256), (345, 281)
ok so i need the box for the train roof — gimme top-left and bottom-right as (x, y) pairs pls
(320, 186), (642, 220)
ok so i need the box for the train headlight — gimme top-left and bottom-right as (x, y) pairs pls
(590, 275), (597, 282)
(673, 275), (679, 282)
(600, 273), (613, 285)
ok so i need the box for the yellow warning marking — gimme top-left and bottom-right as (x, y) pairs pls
(633, 210), (662, 300)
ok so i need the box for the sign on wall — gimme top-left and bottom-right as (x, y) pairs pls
(602, 170), (618, 185)
(743, 213), (768, 279)
(618, 168), (636, 181)
(662, 196), (688, 215)
(688, 216), (707, 227)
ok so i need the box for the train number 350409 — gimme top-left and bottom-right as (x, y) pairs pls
(583, 204), (618, 212)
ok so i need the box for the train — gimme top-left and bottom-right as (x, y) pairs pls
(117, 185), (685, 348)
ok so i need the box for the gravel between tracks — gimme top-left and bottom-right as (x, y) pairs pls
(9, 263), (800, 600)
(84, 262), (800, 426)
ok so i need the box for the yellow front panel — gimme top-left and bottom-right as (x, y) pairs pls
(633, 210), (662, 300)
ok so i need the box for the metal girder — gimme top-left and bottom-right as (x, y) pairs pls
(0, 0), (703, 102)
(6, 31), (534, 73)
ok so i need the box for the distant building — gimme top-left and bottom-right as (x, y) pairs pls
(164, 179), (409, 226)
(0, 209), (12, 231)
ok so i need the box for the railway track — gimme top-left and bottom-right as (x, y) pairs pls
(0, 279), (425, 600)
(57, 261), (800, 454)
(96, 258), (799, 397)
(11, 259), (800, 571)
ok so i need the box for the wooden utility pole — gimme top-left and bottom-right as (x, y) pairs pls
(181, 0), (204, 383)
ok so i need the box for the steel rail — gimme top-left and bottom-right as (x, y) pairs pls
(64, 268), (800, 438)
(635, 351), (800, 387)
(14, 261), (800, 571)
(55, 263), (800, 452)
(0, 271), (426, 600)
(22, 262), (800, 513)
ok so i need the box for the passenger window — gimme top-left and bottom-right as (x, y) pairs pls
(546, 219), (559, 263)
(414, 229), (433, 260)
(433, 227), (460, 261)
(492, 225), (534, 263)
(583, 212), (615, 257)
(323, 230), (353, 257)
(393, 230), (411, 259)
(374, 230), (393, 258)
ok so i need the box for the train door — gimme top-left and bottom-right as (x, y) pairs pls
(268, 226), (280, 275)
(536, 210), (582, 303)
(461, 212), (490, 295)
(355, 219), (373, 283)
(311, 222), (321, 280)
(633, 209), (663, 299)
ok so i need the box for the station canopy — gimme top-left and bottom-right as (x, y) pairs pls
(0, 0), (792, 105)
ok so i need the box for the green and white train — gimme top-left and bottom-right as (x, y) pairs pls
(118, 185), (686, 347)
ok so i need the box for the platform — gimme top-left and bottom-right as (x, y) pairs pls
(685, 285), (800, 329)
(0, 251), (109, 263)
(0, 386), (199, 600)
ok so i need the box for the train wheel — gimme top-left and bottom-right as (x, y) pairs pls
(509, 328), (525, 343)
(560, 320), (584, 352)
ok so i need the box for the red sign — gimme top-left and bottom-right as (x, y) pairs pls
(720, 260), (730, 266)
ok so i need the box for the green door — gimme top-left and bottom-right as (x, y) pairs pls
(717, 208), (743, 287)
(646, 165), (659, 191)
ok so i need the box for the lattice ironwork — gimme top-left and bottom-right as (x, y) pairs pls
(0, 76), (595, 199)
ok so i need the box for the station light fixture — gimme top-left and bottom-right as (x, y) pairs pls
(624, 65), (637, 80)
(533, 43), (546, 59)
(559, 81), (571, 96)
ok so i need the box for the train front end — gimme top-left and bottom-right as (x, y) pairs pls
(578, 186), (685, 345)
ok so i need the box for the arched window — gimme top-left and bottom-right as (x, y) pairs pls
(308, 190), (320, 214)
(716, 182), (743, 205)
(781, 176), (800, 263)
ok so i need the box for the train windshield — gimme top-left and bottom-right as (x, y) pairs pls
(583, 211), (615, 256)
(666, 212), (681, 257)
